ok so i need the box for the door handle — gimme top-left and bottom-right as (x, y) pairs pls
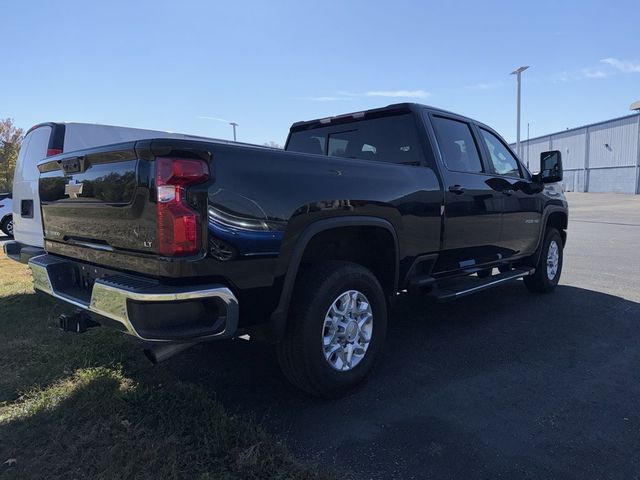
(448, 185), (465, 195)
(502, 189), (515, 196)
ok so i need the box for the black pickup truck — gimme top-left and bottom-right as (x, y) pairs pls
(28, 103), (567, 397)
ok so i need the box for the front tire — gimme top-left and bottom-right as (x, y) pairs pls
(524, 227), (563, 293)
(277, 261), (388, 398)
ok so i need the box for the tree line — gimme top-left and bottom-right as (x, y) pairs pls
(0, 118), (24, 193)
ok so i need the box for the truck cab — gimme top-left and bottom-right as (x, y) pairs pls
(286, 103), (567, 277)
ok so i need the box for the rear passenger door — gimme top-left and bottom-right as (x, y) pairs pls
(475, 126), (543, 257)
(428, 114), (503, 272)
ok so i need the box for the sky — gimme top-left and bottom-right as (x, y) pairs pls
(1, 0), (639, 146)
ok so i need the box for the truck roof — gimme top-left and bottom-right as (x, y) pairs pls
(24, 121), (267, 150)
(289, 102), (483, 132)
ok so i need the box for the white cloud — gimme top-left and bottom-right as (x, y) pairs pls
(555, 58), (640, 83)
(601, 57), (640, 73)
(365, 90), (430, 98)
(580, 67), (609, 78)
(197, 115), (232, 123)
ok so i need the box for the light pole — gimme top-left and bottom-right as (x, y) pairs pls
(510, 65), (529, 159)
(229, 122), (238, 141)
(526, 122), (530, 169)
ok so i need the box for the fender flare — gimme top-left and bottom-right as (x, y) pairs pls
(269, 216), (399, 338)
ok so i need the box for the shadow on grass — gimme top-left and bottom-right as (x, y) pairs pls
(0, 366), (321, 480)
(0, 291), (136, 403)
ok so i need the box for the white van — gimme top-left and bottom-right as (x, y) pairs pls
(6, 122), (218, 262)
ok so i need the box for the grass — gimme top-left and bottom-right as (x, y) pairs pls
(0, 253), (327, 479)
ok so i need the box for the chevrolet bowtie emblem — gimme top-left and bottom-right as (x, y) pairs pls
(64, 179), (84, 199)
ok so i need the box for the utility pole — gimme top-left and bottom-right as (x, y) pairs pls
(511, 66), (529, 159)
(526, 122), (530, 169)
(229, 122), (238, 142)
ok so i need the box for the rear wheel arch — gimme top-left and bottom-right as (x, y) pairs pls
(270, 216), (399, 338)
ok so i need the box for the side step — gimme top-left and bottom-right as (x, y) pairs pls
(430, 268), (535, 302)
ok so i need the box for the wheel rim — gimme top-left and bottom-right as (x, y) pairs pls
(546, 240), (560, 280)
(322, 290), (373, 371)
(6, 220), (13, 236)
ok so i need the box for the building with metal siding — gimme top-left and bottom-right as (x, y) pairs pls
(511, 112), (640, 194)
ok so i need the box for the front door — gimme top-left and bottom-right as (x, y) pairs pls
(476, 126), (543, 257)
(429, 115), (503, 272)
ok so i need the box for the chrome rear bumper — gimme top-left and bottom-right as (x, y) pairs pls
(29, 254), (238, 343)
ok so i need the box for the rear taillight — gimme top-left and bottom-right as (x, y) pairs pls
(155, 157), (209, 256)
(47, 148), (63, 157)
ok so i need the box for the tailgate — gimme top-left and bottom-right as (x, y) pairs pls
(38, 139), (212, 262)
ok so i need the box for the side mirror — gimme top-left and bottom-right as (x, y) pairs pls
(536, 150), (563, 184)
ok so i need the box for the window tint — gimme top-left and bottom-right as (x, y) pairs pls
(328, 136), (350, 157)
(287, 114), (422, 166)
(480, 128), (522, 177)
(431, 117), (483, 173)
(286, 134), (325, 155)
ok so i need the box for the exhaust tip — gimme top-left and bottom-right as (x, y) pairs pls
(143, 342), (196, 364)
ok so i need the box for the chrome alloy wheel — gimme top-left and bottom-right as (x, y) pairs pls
(322, 290), (373, 371)
(546, 239), (560, 280)
(6, 219), (13, 236)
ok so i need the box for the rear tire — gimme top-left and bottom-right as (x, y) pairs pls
(1, 216), (13, 237)
(277, 261), (387, 398)
(524, 227), (563, 293)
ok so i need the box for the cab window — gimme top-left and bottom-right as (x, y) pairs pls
(431, 116), (483, 173)
(479, 128), (523, 178)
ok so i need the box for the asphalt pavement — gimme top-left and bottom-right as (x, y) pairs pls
(168, 192), (640, 479)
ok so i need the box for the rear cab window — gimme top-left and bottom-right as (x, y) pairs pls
(430, 116), (484, 174)
(286, 114), (424, 166)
